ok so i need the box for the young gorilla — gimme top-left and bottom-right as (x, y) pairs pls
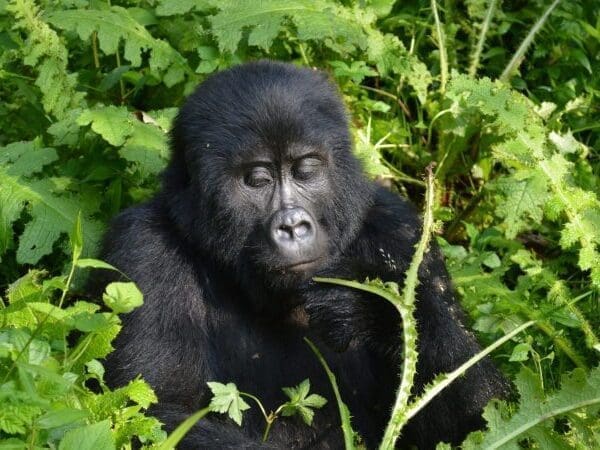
(101, 61), (507, 449)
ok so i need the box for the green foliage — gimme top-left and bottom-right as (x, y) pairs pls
(462, 366), (600, 449)
(0, 259), (164, 448)
(443, 75), (600, 287)
(0, 141), (103, 264)
(1, 0), (598, 447)
(6, 0), (84, 118)
(206, 378), (327, 442)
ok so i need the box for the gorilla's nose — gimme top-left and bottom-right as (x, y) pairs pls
(269, 207), (316, 249)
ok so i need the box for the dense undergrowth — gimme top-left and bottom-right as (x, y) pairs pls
(0, 0), (598, 448)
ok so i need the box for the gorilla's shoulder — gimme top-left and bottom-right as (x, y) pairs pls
(105, 200), (167, 236)
(361, 186), (421, 239)
(100, 199), (190, 274)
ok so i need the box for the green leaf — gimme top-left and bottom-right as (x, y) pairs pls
(47, 6), (189, 82)
(0, 170), (103, 264)
(509, 343), (531, 362)
(209, 0), (364, 53)
(493, 168), (549, 238)
(71, 212), (83, 261)
(279, 379), (327, 426)
(156, 0), (214, 16)
(59, 420), (115, 450)
(76, 258), (119, 271)
(77, 106), (133, 147)
(102, 282), (143, 314)
(462, 366), (600, 449)
(7, 0), (84, 117)
(207, 382), (250, 426)
(156, 407), (211, 450)
(36, 409), (88, 429)
(71, 312), (112, 332)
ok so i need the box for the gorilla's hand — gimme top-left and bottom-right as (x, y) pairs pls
(302, 262), (400, 353)
(302, 277), (365, 352)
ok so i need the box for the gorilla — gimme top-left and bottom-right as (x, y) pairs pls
(100, 61), (507, 449)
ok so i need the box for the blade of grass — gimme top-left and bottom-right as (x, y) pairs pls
(431, 0), (448, 92)
(469, 0), (498, 77)
(304, 337), (356, 450)
(156, 407), (212, 450)
(500, 0), (562, 82)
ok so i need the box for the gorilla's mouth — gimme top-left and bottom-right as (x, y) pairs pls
(281, 258), (321, 273)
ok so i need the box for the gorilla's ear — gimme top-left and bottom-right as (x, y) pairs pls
(312, 66), (333, 82)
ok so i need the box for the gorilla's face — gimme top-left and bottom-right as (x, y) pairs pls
(233, 141), (330, 274)
(165, 61), (373, 299)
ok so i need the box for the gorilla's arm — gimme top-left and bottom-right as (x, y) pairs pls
(305, 187), (509, 447)
(97, 203), (280, 449)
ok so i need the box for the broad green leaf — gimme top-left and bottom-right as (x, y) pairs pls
(209, 0), (364, 53)
(462, 366), (600, 449)
(36, 409), (88, 429)
(77, 106), (133, 147)
(0, 171), (103, 264)
(207, 382), (250, 426)
(47, 6), (189, 84)
(103, 282), (143, 314)
(58, 420), (115, 450)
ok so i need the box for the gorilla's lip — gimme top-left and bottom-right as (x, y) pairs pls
(281, 258), (321, 272)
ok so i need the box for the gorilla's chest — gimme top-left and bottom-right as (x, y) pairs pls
(204, 303), (389, 446)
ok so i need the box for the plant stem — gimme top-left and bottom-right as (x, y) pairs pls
(431, 0), (448, 93)
(262, 416), (275, 442)
(91, 31), (100, 69)
(239, 392), (275, 442)
(468, 0), (497, 77)
(405, 320), (536, 422)
(379, 164), (437, 450)
(240, 392), (269, 423)
(499, 0), (561, 82)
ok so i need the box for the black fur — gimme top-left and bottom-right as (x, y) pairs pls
(99, 61), (508, 449)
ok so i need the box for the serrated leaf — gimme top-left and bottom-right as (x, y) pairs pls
(209, 0), (364, 54)
(0, 171), (103, 264)
(207, 382), (250, 426)
(279, 379), (327, 426)
(47, 6), (189, 81)
(7, 0), (84, 117)
(122, 379), (158, 409)
(462, 366), (600, 448)
(493, 169), (549, 238)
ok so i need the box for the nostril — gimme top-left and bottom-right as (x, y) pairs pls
(276, 224), (293, 240)
(294, 221), (311, 238)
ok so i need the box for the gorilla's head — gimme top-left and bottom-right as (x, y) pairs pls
(164, 61), (373, 305)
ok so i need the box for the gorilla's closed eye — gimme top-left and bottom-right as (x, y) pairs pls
(244, 165), (273, 188)
(292, 157), (323, 181)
